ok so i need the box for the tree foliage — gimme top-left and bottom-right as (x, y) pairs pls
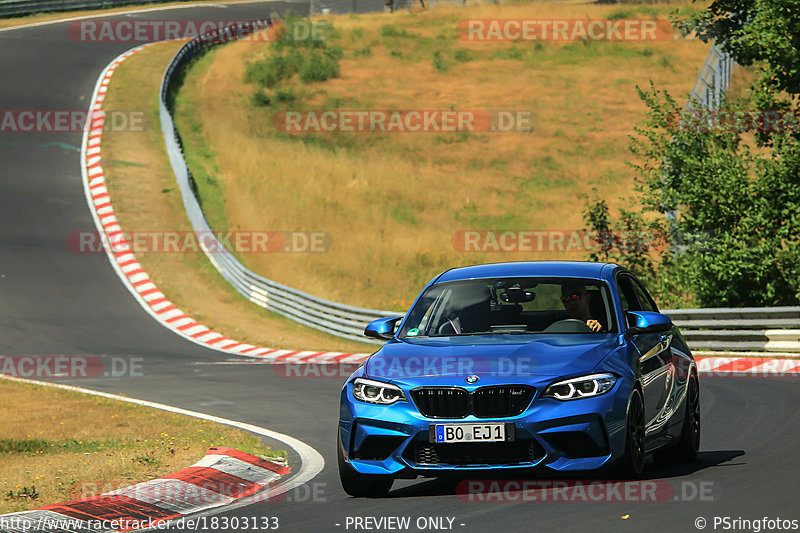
(583, 0), (800, 308)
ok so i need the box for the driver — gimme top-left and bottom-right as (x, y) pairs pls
(560, 283), (603, 332)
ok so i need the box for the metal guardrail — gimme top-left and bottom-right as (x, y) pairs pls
(159, 21), (398, 345)
(159, 23), (799, 353)
(663, 307), (800, 353)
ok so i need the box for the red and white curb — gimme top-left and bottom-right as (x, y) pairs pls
(0, 375), (325, 532)
(1, 448), (287, 532)
(0, 447), (287, 533)
(80, 44), (371, 366)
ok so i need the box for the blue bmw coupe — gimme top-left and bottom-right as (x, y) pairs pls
(338, 261), (700, 496)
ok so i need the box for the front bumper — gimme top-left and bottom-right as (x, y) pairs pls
(338, 378), (631, 477)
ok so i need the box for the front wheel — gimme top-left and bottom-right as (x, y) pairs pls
(338, 431), (394, 497)
(620, 388), (646, 478)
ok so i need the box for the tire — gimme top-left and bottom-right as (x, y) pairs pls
(337, 431), (394, 498)
(620, 388), (646, 478)
(676, 373), (701, 460)
(654, 373), (700, 464)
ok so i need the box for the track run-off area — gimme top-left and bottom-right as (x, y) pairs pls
(1, 3), (799, 532)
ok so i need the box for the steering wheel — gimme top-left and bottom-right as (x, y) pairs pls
(437, 317), (461, 335)
(543, 318), (593, 333)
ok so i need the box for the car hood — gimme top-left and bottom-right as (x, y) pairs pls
(364, 334), (621, 381)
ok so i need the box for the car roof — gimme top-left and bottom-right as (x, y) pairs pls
(434, 261), (618, 284)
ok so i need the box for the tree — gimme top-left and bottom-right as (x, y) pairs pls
(583, 0), (800, 307)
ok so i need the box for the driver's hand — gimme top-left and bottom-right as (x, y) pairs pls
(586, 319), (602, 332)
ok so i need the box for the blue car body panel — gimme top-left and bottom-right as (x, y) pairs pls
(338, 261), (696, 477)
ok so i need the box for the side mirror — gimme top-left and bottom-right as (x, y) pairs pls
(625, 311), (673, 336)
(364, 317), (403, 340)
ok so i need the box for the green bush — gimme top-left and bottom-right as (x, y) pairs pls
(274, 88), (299, 104)
(607, 8), (635, 20)
(380, 24), (410, 38)
(432, 50), (447, 72)
(245, 49), (303, 88)
(489, 47), (524, 61)
(323, 45), (344, 61)
(299, 50), (340, 83)
(453, 49), (474, 63)
(244, 22), (341, 96)
(275, 17), (329, 49)
(250, 90), (271, 107)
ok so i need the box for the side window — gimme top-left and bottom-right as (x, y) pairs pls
(632, 280), (658, 312)
(617, 275), (641, 313)
(617, 275), (642, 328)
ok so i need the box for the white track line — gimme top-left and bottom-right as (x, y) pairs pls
(0, 0), (270, 33)
(0, 374), (325, 508)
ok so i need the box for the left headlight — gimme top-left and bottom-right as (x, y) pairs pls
(542, 373), (617, 401)
(352, 378), (407, 405)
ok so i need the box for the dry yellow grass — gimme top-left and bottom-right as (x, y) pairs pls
(0, 379), (282, 514)
(175, 1), (712, 310)
(99, 40), (374, 352)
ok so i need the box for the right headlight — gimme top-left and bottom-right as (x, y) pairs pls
(542, 373), (617, 401)
(352, 378), (407, 405)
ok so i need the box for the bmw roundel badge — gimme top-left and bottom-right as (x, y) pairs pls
(465, 375), (479, 384)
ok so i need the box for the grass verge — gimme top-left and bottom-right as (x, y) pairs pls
(0, 379), (284, 514)
(172, 0), (711, 310)
(99, 39), (374, 352)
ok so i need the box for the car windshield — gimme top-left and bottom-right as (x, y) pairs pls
(399, 277), (616, 337)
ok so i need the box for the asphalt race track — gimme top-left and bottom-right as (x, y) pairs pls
(1, 4), (799, 532)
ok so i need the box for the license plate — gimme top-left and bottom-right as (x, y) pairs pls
(433, 423), (506, 443)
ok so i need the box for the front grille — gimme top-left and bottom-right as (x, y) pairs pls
(404, 440), (545, 466)
(411, 386), (534, 419)
(474, 386), (535, 417)
(411, 388), (470, 418)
